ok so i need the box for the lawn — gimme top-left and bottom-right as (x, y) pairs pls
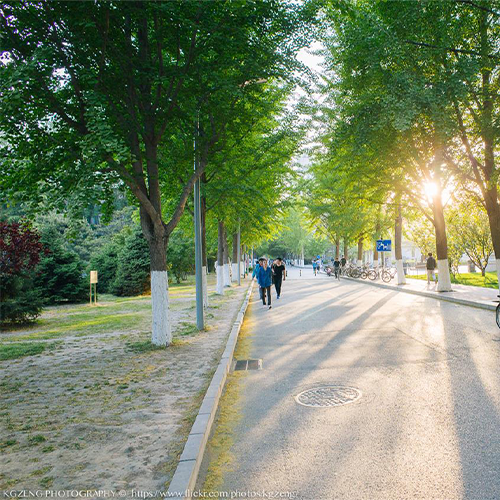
(407, 271), (498, 289)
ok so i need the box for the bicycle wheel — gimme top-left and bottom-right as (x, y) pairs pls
(381, 270), (391, 283)
(360, 271), (367, 279)
(351, 268), (360, 278)
(368, 270), (378, 280)
(496, 303), (500, 329)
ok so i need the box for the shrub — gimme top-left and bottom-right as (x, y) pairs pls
(33, 226), (88, 304)
(89, 240), (121, 294)
(112, 229), (150, 296)
(0, 221), (45, 325)
(167, 231), (194, 283)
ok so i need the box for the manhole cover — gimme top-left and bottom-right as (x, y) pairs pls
(295, 386), (361, 408)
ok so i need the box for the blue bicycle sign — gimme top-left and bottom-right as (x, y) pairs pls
(376, 239), (392, 252)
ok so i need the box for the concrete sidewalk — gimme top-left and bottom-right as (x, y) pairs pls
(343, 275), (499, 311)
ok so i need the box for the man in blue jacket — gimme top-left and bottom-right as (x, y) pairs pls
(257, 258), (273, 309)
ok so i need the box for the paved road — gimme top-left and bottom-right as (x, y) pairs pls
(203, 266), (500, 500)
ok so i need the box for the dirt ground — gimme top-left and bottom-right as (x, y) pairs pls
(0, 275), (250, 493)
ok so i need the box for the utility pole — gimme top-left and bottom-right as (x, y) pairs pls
(194, 118), (204, 330)
(237, 220), (241, 286)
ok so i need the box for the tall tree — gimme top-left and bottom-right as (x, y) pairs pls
(0, 1), (313, 344)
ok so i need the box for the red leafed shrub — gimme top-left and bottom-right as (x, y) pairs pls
(1, 221), (46, 325)
(0, 221), (45, 276)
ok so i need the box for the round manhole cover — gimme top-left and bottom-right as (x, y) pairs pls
(295, 386), (361, 408)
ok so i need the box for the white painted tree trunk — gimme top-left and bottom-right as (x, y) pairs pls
(151, 271), (171, 346)
(223, 263), (231, 287)
(216, 265), (224, 295)
(396, 259), (406, 285)
(231, 263), (238, 282)
(437, 259), (452, 291)
(357, 259), (362, 267)
(202, 266), (208, 307)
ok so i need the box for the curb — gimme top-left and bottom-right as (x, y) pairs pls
(343, 276), (497, 311)
(167, 279), (255, 499)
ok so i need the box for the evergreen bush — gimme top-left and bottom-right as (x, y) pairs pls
(33, 226), (88, 304)
(112, 229), (150, 296)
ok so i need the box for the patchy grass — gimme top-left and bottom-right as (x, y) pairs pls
(175, 322), (198, 337)
(0, 439), (17, 450)
(27, 435), (46, 446)
(0, 342), (59, 361)
(0, 273), (250, 491)
(40, 476), (54, 488)
(407, 271), (499, 289)
(125, 341), (167, 354)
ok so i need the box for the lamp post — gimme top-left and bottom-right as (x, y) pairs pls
(194, 118), (204, 330)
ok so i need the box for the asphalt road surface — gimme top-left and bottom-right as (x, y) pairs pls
(203, 266), (500, 500)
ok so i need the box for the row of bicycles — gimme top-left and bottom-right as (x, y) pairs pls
(325, 263), (398, 283)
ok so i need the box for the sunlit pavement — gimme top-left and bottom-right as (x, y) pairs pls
(208, 266), (500, 500)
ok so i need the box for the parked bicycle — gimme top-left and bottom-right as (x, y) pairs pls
(381, 267), (397, 283)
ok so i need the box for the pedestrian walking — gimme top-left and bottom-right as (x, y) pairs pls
(426, 252), (437, 284)
(333, 256), (341, 280)
(253, 257), (264, 300)
(252, 258), (262, 279)
(312, 260), (317, 276)
(257, 258), (273, 309)
(272, 257), (286, 299)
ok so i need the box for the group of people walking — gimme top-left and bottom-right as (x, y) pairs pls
(252, 257), (286, 309)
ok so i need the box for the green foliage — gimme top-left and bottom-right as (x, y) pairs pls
(34, 212), (97, 266)
(167, 231), (194, 284)
(403, 211), (436, 260)
(255, 207), (330, 259)
(0, 274), (43, 325)
(89, 241), (121, 294)
(33, 227), (87, 305)
(88, 224), (131, 294)
(112, 229), (150, 297)
(408, 272), (499, 290)
(447, 199), (494, 276)
(0, 342), (57, 361)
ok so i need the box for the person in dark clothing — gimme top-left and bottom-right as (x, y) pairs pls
(426, 252), (437, 284)
(257, 258), (273, 309)
(340, 255), (347, 267)
(253, 257), (264, 300)
(333, 257), (341, 279)
(272, 257), (286, 299)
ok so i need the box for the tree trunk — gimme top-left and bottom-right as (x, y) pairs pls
(484, 189), (500, 291)
(216, 221), (224, 295)
(335, 238), (340, 259)
(148, 230), (171, 346)
(432, 185), (452, 292)
(357, 238), (363, 266)
(201, 195), (208, 307)
(222, 224), (231, 287)
(231, 232), (238, 282)
(395, 203), (406, 285)
(373, 220), (380, 268)
(343, 238), (348, 259)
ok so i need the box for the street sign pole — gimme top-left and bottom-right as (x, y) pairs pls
(194, 119), (204, 330)
(237, 220), (241, 286)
